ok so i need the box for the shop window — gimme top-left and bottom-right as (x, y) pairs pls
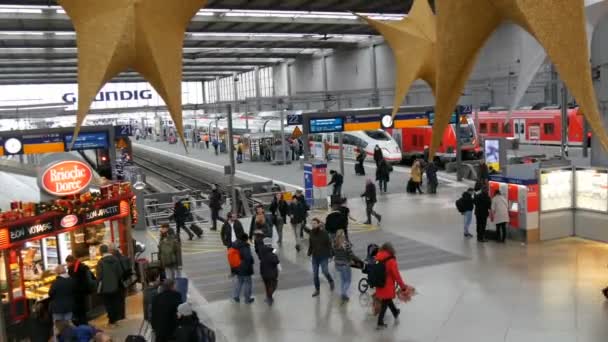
(333, 135), (339, 144)
(0, 252), (7, 304)
(544, 123), (555, 135)
(490, 123), (499, 133)
(503, 123), (511, 133)
(480, 123), (488, 133)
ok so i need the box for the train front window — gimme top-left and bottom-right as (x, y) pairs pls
(364, 131), (390, 141)
(458, 125), (475, 144)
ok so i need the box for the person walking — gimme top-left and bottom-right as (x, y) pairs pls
(269, 193), (288, 245)
(324, 203), (343, 242)
(333, 230), (360, 304)
(474, 187), (492, 243)
(456, 188), (475, 238)
(151, 279), (183, 342)
(376, 158), (391, 193)
(249, 204), (273, 239)
(174, 200), (195, 241)
(374, 243), (407, 330)
(259, 238), (281, 305)
(411, 160), (424, 194)
(327, 170), (344, 197)
(356, 148), (366, 175)
(208, 185), (225, 231)
(108, 244), (131, 322)
(491, 190), (510, 243)
(294, 189), (310, 239)
(288, 196), (308, 252)
(232, 233), (255, 304)
(212, 137), (219, 155)
(373, 145), (383, 166)
(49, 265), (75, 323)
(305, 218), (335, 297)
(66, 255), (95, 326)
(477, 159), (489, 190)
(96, 244), (124, 327)
(361, 179), (382, 225)
(426, 158), (439, 194)
(159, 224), (181, 279)
(221, 211), (245, 249)
(337, 198), (355, 241)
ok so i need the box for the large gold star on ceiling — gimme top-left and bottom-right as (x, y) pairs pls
(58, 0), (207, 148)
(433, 0), (608, 158)
(360, 0), (437, 117)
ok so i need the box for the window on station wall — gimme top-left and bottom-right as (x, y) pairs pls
(544, 123), (555, 135)
(218, 77), (234, 102)
(204, 80), (217, 104)
(237, 70), (256, 100)
(480, 123), (488, 133)
(490, 123), (499, 133)
(259, 67), (274, 97)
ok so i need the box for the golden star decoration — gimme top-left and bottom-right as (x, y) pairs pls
(59, 0), (207, 149)
(360, 0), (437, 118)
(432, 0), (608, 159)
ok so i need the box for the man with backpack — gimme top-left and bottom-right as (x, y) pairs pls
(474, 187), (492, 243)
(230, 233), (255, 303)
(159, 224), (181, 279)
(209, 185), (225, 231)
(456, 188), (475, 238)
(174, 200), (196, 241)
(369, 243), (408, 330)
(66, 255), (96, 326)
(327, 170), (344, 197)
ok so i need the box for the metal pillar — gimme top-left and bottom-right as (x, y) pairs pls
(254, 67), (262, 111)
(280, 110), (287, 165)
(370, 44), (379, 107)
(302, 116), (311, 161)
(583, 117), (589, 158)
(215, 76), (221, 104)
(226, 104), (238, 213)
(201, 81), (206, 104)
(560, 83), (569, 158)
(456, 115), (463, 181)
(338, 132), (345, 177)
(233, 73), (239, 113)
(286, 64), (293, 97)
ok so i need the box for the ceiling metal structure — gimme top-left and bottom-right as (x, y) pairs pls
(0, 0), (430, 84)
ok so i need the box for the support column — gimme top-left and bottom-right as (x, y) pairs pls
(233, 73), (239, 113)
(215, 76), (221, 104)
(370, 44), (380, 107)
(254, 67), (262, 111)
(286, 63), (293, 97)
(227, 104), (238, 213)
(322, 55), (329, 109)
(560, 82), (569, 158)
(201, 81), (206, 104)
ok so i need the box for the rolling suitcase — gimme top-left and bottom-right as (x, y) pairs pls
(175, 277), (189, 303)
(484, 229), (498, 241)
(406, 178), (416, 193)
(190, 223), (203, 238)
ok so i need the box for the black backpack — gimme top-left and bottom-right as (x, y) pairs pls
(455, 197), (466, 213)
(366, 256), (394, 288)
(195, 322), (216, 342)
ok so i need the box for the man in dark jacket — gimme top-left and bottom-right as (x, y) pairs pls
(376, 159), (390, 193)
(361, 179), (382, 224)
(324, 203), (343, 240)
(305, 218), (335, 297)
(327, 170), (344, 197)
(151, 279), (183, 342)
(174, 200), (195, 240)
(96, 244), (124, 326)
(49, 265), (74, 322)
(288, 196), (308, 252)
(373, 145), (383, 166)
(259, 239), (280, 305)
(232, 234), (255, 304)
(458, 188), (475, 238)
(208, 185), (225, 231)
(174, 303), (204, 342)
(66, 255), (95, 325)
(248, 205), (273, 239)
(110, 244), (131, 321)
(474, 187), (492, 242)
(221, 211), (245, 248)
(269, 193), (288, 245)
(426, 159), (439, 194)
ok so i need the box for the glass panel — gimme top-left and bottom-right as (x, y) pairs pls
(0, 252), (7, 303)
(575, 169), (608, 212)
(8, 250), (22, 299)
(540, 169), (573, 211)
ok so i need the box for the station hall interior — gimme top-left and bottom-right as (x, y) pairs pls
(1, 0), (608, 341)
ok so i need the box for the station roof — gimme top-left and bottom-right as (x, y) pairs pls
(0, 0), (429, 85)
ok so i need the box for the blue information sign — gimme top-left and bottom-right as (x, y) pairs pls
(309, 117), (344, 133)
(304, 163), (313, 207)
(427, 112), (458, 126)
(64, 132), (109, 150)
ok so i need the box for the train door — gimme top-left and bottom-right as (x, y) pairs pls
(514, 119), (526, 142)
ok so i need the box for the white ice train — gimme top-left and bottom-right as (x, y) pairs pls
(184, 113), (402, 163)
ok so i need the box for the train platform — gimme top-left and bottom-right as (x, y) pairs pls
(135, 168), (608, 342)
(133, 140), (471, 198)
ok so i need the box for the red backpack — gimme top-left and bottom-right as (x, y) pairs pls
(227, 247), (241, 269)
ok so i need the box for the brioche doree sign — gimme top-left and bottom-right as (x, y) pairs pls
(41, 160), (93, 196)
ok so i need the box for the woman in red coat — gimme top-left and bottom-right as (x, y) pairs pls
(374, 242), (407, 329)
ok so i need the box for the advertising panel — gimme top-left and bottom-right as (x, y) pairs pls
(485, 139), (500, 172)
(540, 169), (573, 211)
(40, 160), (93, 197)
(575, 168), (608, 212)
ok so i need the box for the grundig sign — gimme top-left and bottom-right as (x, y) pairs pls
(41, 160), (93, 196)
(62, 89), (153, 104)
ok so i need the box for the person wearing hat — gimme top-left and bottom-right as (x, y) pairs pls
(174, 302), (203, 342)
(259, 238), (281, 306)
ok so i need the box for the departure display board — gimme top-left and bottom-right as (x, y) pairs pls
(22, 133), (64, 154)
(64, 132), (109, 150)
(310, 117), (344, 133)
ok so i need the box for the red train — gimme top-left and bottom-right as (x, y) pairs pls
(476, 108), (590, 146)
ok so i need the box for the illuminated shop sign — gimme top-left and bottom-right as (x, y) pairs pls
(10, 221), (55, 243)
(84, 204), (120, 223)
(40, 160), (93, 197)
(62, 89), (153, 104)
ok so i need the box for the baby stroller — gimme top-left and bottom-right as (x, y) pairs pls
(357, 243), (379, 294)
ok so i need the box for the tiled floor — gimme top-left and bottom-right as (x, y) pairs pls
(131, 140), (608, 341)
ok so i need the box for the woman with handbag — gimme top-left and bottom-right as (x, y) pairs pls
(333, 229), (362, 304)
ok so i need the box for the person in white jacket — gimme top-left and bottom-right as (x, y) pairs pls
(491, 190), (510, 243)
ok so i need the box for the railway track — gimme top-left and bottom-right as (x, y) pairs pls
(133, 153), (215, 194)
